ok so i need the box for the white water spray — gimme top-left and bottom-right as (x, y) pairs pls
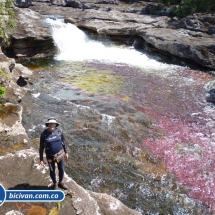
(47, 18), (182, 70)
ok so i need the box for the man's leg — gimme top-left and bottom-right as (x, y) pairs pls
(48, 160), (58, 189)
(58, 159), (68, 190)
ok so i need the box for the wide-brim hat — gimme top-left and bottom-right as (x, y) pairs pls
(45, 119), (60, 127)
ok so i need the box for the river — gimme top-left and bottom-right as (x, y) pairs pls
(21, 18), (215, 215)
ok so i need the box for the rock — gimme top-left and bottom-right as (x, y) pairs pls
(65, 9), (169, 35)
(140, 28), (215, 70)
(1, 7), (56, 59)
(171, 13), (215, 34)
(15, 0), (33, 8)
(5, 211), (24, 215)
(0, 148), (141, 215)
(65, 0), (82, 8)
(0, 49), (31, 151)
(88, 191), (141, 215)
(0, 48), (33, 102)
(206, 89), (215, 104)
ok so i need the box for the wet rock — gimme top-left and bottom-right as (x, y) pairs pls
(140, 28), (215, 70)
(206, 89), (215, 104)
(15, 0), (33, 8)
(65, 0), (82, 8)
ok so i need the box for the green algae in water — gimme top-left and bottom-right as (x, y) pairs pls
(67, 70), (124, 95)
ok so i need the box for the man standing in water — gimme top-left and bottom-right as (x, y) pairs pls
(39, 117), (69, 190)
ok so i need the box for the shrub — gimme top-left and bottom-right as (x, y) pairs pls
(0, 68), (9, 79)
(177, 0), (215, 17)
(0, 86), (6, 98)
(0, 0), (16, 46)
(160, 0), (215, 17)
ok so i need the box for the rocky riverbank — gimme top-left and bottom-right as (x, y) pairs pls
(0, 1), (215, 214)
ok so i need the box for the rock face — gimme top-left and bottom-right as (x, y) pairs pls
(2, 7), (56, 59)
(0, 49), (31, 151)
(140, 27), (215, 70)
(0, 148), (141, 215)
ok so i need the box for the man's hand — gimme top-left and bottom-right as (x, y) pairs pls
(40, 160), (44, 166)
(65, 153), (69, 160)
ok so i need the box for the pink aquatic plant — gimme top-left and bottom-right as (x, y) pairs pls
(143, 116), (215, 212)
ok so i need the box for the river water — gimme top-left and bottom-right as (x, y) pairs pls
(21, 18), (215, 214)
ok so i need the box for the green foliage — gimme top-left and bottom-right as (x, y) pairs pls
(5, 0), (14, 8)
(0, 68), (8, 98)
(7, 18), (16, 29)
(160, 0), (215, 18)
(0, 86), (6, 98)
(177, 0), (215, 17)
(0, 68), (9, 79)
(0, 29), (3, 38)
(0, 0), (16, 46)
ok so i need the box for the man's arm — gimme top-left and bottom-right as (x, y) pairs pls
(61, 131), (69, 160)
(39, 132), (45, 163)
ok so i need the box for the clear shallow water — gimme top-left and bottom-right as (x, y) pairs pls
(23, 18), (215, 214)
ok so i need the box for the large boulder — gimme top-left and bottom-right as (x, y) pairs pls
(1, 7), (56, 59)
(140, 28), (215, 70)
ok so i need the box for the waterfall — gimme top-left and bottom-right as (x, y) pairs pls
(46, 18), (182, 71)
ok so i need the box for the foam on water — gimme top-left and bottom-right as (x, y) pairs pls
(46, 18), (181, 71)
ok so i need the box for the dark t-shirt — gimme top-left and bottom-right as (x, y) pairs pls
(39, 128), (67, 161)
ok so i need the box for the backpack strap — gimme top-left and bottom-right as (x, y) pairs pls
(56, 128), (65, 146)
(42, 128), (64, 150)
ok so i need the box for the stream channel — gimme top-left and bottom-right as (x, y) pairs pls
(20, 18), (215, 215)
